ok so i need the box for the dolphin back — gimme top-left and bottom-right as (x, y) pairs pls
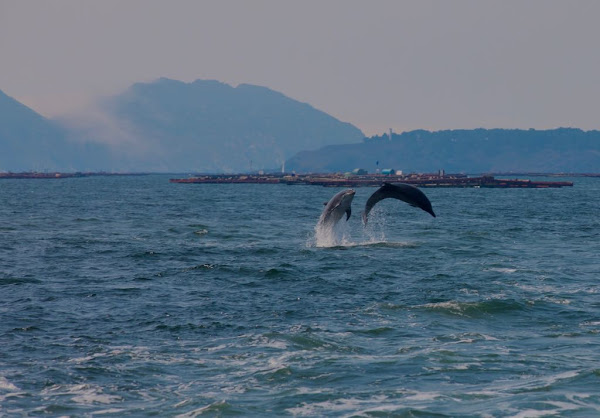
(362, 183), (436, 224)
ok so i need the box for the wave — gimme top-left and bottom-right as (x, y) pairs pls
(0, 376), (19, 391)
(175, 400), (233, 417)
(285, 394), (449, 417)
(418, 299), (527, 317)
(263, 268), (292, 279)
(486, 267), (518, 274)
(346, 240), (419, 249)
(0, 276), (42, 286)
(182, 263), (215, 272)
(41, 383), (122, 405)
(74, 217), (101, 222)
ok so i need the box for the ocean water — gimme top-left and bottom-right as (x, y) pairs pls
(1, 175), (599, 416)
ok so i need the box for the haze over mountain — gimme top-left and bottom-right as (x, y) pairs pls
(286, 128), (600, 174)
(95, 78), (365, 172)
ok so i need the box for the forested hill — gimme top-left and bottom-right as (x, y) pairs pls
(285, 128), (600, 173)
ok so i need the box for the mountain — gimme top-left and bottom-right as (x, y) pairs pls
(1, 79), (364, 172)
(286, 128), (600, 173)
(0, 89), (70, 171)
(4, 82), (599, 174)
(0, 89), (112, 172)
(99, 78), (365, 172)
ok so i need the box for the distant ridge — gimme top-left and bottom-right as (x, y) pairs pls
(98, 78), (365, 172)
(285, 128), (600, 173)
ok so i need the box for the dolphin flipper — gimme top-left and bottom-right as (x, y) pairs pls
(362, 183), (436, 224)
(346, 207), (351, 221)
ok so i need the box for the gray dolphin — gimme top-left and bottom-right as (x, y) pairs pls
(318, 189), (356, 228)
(362, 183), (436, 224)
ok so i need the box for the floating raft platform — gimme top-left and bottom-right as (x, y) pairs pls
(170, 173), (574, 188)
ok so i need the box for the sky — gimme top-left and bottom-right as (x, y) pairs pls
(1, 0), (600, 136)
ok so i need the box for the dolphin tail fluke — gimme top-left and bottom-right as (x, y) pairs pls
(362, 186), (387, 224)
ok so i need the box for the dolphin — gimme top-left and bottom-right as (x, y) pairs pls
(318, 189), (356, 228)
(362, 183), (436, 224)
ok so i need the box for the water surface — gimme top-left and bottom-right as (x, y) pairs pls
(1, 175), (599, 416)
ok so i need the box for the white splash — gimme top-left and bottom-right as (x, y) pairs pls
(310, 209), (391, 248)
(312, 218), (354, 248)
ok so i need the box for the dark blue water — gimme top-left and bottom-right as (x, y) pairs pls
(1, 175), (599, 416)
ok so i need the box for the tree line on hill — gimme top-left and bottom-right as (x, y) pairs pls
(285, 128), (600, 173)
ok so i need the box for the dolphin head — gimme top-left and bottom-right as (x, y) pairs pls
(425, 206), (436, 217)
(337, 189), (356, 209)
(341, 189), (356, 203)
(422, 200), (436, 217)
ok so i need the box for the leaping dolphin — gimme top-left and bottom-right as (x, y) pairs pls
(362, 183), (436, 224)
(318, 189), (356, 228)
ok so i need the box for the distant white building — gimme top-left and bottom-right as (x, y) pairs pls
(352, 168), (368, 175)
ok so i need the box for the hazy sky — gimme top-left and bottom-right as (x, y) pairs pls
(1, 0), (600, 135)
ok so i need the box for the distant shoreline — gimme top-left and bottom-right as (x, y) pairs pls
(1, 171), (598, 181)
(0, 172), (149, 179)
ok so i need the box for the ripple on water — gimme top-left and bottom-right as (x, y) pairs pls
(0, 276), (42, 286)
